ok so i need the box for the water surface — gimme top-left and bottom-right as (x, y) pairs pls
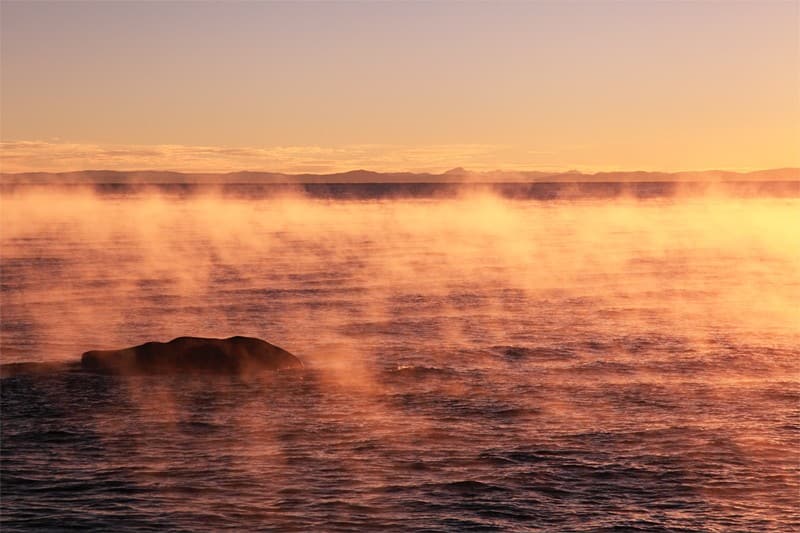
(2, 183), (798, 531)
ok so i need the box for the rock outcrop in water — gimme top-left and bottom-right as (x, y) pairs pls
(81, 336), (303, 375)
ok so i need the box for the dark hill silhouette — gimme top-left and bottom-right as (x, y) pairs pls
(1, 167), (797, 185)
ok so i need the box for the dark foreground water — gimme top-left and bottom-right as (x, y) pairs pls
(2, 183), (799, 531)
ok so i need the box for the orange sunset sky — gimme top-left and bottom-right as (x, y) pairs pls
(1, 1), (798, 174)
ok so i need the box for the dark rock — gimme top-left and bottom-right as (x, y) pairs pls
(81, 336), (302, 375)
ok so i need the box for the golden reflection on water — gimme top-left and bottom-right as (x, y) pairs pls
(1, 185), (799, 530)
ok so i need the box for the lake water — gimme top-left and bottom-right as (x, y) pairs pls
(1, 183), (799, 531)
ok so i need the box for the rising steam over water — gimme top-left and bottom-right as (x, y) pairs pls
(1, 183), (799, 531)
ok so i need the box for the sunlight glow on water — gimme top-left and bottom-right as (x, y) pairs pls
(2, 184), (799, 531)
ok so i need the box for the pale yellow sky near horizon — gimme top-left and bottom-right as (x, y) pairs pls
(1, 1), (798, 174)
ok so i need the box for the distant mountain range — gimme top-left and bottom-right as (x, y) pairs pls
(1, 167), (797, 184)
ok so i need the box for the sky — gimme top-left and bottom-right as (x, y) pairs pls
(1, 0), (798, 174)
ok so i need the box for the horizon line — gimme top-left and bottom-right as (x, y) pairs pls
(3, 167), (799, 176)
(2, 167), (798, 186)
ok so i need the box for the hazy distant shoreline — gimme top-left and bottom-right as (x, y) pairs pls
(1, 167), (797, 185)
(2, 180), (797, 201)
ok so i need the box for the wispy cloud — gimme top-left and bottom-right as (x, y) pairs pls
(0, 141), (563, 174)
